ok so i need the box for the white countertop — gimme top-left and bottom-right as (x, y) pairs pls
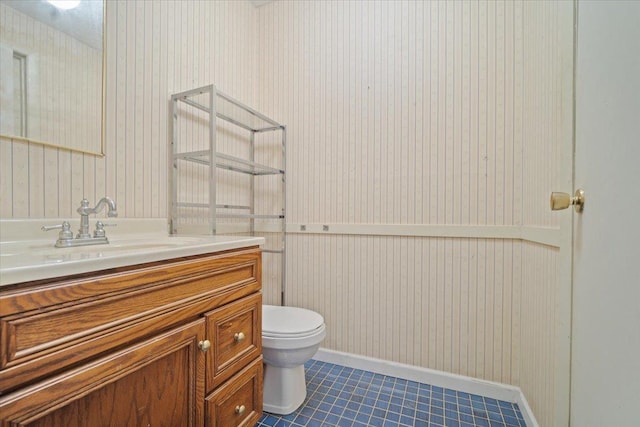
(0, 219), (265, 287)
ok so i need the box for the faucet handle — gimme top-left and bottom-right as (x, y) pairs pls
(42, 221), (74, 240)
(94, 221), (116, 238)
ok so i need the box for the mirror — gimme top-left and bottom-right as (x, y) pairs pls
(0, 0), (104, 156)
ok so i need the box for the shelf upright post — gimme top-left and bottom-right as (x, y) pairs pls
(209, 85), (217, 235)
(170, 95), (178, 234)
(250, 130), (255, 236)
(281, 126), (287, 306)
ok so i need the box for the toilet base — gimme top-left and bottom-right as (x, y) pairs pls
(263, 363), (307, 415)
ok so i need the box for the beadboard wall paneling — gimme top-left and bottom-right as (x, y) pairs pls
(260, 232), (285, 305)
(519, 241), (559, 427)
(0, 0), (258, 218)
(255, 0), (569, 228)
(256, 0), (532, 226)
(255, 1), (572, 424)
(522, 0), (568, 228)
(286, 234), (520, 384)
(109, 0), (257, 219)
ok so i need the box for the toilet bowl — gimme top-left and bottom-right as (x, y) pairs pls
(262, 305), (326, 415)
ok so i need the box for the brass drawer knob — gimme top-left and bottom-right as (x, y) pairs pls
(198, 340), (211, 352)
(235, 405), (246, 415)
(234, 332), (246, 342)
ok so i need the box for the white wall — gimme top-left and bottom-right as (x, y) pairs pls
(255, 2), (572, 425)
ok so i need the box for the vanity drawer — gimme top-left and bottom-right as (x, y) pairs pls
(205, 292), (262, 392)
(205, 356), (263, 427)
(0, 248), (261, 393)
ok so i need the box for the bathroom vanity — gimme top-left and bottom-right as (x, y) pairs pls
(0, 228), (264, 426)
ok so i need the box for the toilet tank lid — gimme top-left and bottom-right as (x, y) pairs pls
(263, 305), (325, 335)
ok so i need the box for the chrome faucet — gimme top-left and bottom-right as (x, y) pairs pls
(76, 197), (118, 238)
(42, 197), (118, 248)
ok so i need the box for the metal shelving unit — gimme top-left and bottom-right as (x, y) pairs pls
(170, 84), (286, 303)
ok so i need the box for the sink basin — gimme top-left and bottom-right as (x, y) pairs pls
(0, 234), (265, 286)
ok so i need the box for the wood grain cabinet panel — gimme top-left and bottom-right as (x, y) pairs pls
(0, 247), (263, 426)
(0, 320), (206, 426)
(206, 356), (264, 427)
(206, 293), (262, 391)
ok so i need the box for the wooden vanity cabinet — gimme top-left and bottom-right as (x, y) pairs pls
(0, 246), (264, 427)
(0, 320), (207, 426)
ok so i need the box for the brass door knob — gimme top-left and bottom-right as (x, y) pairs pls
(550, 189), (585, 213)
(235, 405), (246, 415)
(198, 340), (211, 353)
(234, 332), (246, 342)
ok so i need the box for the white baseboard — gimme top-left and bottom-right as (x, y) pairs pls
(313, 347), (539, 427)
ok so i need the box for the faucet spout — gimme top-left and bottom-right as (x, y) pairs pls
(94, 197), (118, 217)
(76, 197), (118, 238)
(77, 197), (118, 217)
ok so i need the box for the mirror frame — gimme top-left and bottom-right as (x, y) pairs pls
(0, 1), (105, 157)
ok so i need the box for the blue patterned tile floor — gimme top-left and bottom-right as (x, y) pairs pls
(257, 359), (526, 427)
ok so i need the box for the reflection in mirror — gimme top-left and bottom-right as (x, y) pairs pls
(0, 0), (103, 155)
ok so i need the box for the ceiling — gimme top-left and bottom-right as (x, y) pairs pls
(2, 0), (273, 50)
(1, 0), (102, 50)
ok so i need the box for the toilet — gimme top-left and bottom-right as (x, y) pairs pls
(262, 305), (326, 415)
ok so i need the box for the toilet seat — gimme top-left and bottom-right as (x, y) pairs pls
(263, 326), (324, 339)
(262, 305), (326, 350)
(262, 305), (324, 336)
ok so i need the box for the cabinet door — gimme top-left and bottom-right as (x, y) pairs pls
(0, 320), (206, 426)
